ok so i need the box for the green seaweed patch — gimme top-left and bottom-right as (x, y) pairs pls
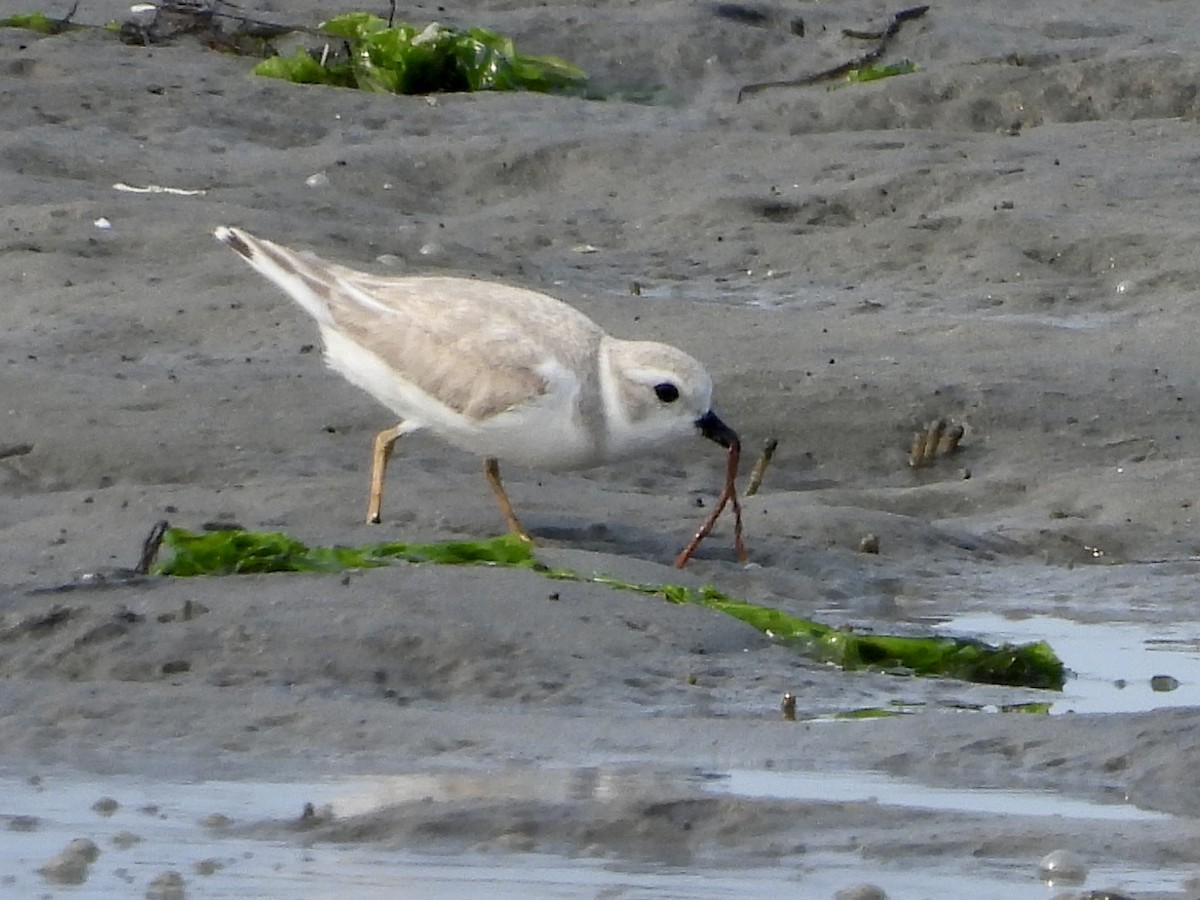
(999, 701), (1053, 715)
(153, 527), (1065, 690)
(831, 707), (907, 720)
(647, 582), (1062, 689)
(255, 14), (586, 95)
(1, 11), (79, 33)
(154, 527), (536, 575)
(843, 59), (918, 84)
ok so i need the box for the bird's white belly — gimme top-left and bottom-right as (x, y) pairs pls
(320, 327), (602, 470)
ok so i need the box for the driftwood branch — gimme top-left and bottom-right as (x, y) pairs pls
(118, 1), (325, 49)
(738, 5), (929, 101)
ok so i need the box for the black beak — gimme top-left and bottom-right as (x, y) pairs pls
(695, 410), (740, 451)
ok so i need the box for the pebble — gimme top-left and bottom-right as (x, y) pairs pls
(146, 869), (186, 900)
(112, 830), (144, 849)
(193, 858), (224, 876)
(835, 885), (888, 900)
(1150, 674), (1180, 692)
(6, 814), (39, 832)
(38, 837), (100, 884)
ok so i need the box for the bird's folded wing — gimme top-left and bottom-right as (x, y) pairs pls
(325, 273), (600, 421)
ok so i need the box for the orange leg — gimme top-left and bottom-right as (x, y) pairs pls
(366, 424), (405, 524)
(484, 457), (533, 543)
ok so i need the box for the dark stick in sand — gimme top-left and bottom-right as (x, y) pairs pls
(745, 437), (778, 497)
(136, 520), (170, 575)
(738, 5), (929, 100)
(674, 442), (748, 568)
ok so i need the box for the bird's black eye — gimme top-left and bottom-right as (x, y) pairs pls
(654, 382), (680, 403)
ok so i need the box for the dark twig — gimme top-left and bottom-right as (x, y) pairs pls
(738, 5), (928, 101)
(55, 0), (79, 31)
(202, 0), (323, 39)
(118, 0), (328, 49)
(136, 520), (170, 576)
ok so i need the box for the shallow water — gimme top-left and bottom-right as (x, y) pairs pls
(2, 767), (1189, 899)
(934, 611), (1200, 714)
(706, 769), (1169, 821)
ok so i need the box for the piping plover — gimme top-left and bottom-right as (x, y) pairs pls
(214, 226), (740, 552)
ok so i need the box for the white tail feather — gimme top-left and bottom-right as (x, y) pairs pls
(214, 226), (336, 326)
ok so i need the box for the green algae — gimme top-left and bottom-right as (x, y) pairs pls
(153, 527), (1065, 690)
(1, 11), (79, 33)
(255, 14), (586, 95)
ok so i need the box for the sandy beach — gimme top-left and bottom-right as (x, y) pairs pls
(5, 0), (1200, 895)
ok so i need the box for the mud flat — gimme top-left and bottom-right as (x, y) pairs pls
(4, 1), (1200, 896)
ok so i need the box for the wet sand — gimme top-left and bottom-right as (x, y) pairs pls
(4, 0), (1200, 895)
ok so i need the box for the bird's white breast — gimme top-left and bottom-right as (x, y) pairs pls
(321, 327), (606, 470)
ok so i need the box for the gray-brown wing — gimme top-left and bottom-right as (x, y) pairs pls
(325, 272), (604, 421)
